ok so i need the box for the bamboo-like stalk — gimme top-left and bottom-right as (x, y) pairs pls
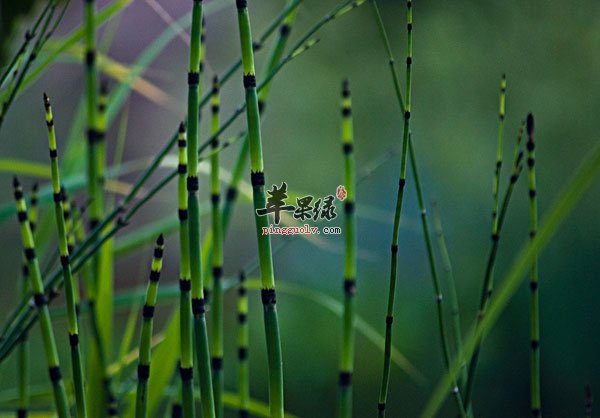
(44, 94), (88, 418)
(408, 137), (467, 418)
(16, 185), (36, 418)
(431, 201), (465, 385)
(235, 1), (285, 415)
(176, 122), (195, 418)
(135, 235), (164, 418)
(464, 122), (525, 407)
(237, 272), (250, 418)
(338, 79), (357, 418)
(526, 113), (541, 417)
(377, 1), (413, 416)
(209, 76), (225, 418)
(185, 1), (215, 417)
(13, 177), (69, 418)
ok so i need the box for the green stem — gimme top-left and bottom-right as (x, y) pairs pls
(526, 114), (541, 417)
(377, 1), (412, 416)
(186, 2), (215, 418)
(339, 80), (357, 418)
(235, 1), (286, 416)
(135, 235), (164, 418)
(43, 94), (88, 418)
(210, 76), (225, 418)
(408, 137), (467, 418)
(176, 123), (195, 418)
(238, 272), (250, 418)
(12, 177), (69, 418)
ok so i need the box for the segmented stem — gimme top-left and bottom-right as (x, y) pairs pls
(408, 137), (467, 418)
(44, 94), (88, 418)
(238, 272), (250, 418)
(210, 76), (225, 418)
(235, 1), (284, 415)
(377, 2), (412, 416)
(13, 177), (69, 418)
(526, 113), (541, 417)
(176, 122), (195, 418)
(135, 235), (164, 418)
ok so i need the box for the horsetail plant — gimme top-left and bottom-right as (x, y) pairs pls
(235, 1), (285, 415)
(186, 1), (216, 417)
(238, 271), (250, 418)
(338, 79), (357, 418)
(13, 176), (70, 418)
(465, 121), (525, 407)
(408, 136), (468, 418)
(210, 76), (225, 418)
(526, 113), (541, 417)
(377, 1), (413, 416)
(176, 122), (195, 418)
(135, 235), (164, 418)
(44, 93), (88, 418)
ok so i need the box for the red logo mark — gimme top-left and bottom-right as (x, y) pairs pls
(336, 185), (347, 201)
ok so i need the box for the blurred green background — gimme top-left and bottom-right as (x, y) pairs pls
(1, 0), (599, 416)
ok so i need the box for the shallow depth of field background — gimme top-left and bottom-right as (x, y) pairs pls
(1, 0), (600, 417)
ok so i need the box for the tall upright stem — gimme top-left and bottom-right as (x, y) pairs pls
(237, 272), (250, 418)
(235, 1), (284, 416)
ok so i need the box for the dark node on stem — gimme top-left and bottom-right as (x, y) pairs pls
(22, 264), (29, 276)
(43, 92), (51, 107)
(186, 176), (199, 192)
(510, 174), (518, 184)
(238, 347), (248, 360)
(137, 364), (150, 381)
(178, 209), (188, 220)
(280, 23), (291, 37)
(243, 74), (256, 89)
(212, 266), (223, 278)
(261, 289), (277, 305)
(203, 289), (212, 305)
(238, 313), (247, 323)
(491, 233), (499, 242)
(530, 339), (539, 350)
(530, 230), (537, 239)
(85, 50), (96, 66)
(399, 178), (406, 188)
(24, 248), (35, 261)
(211, 104), (220, 114)
(526, 113), (535, 137)
(342, 79), (350, 96)
(149, 270), (161, 283)
(530, 281), (538, 291)
(192, 298), (205, 315)
(339, 371), (353, 387)
(60, 255), (69, 267)
(236, 0), (247, 9)
(178, 164), (187, 174)
(142, 304), (155, 319)
(171, 404), (183, 418)
(404, 111), (411, 120)
(100, 79), (109, 96)
(238, 286), (247, 296)
(250, 171), (265, 186)
(406, 56), (412, 66)
(178, 139), (187, 148)
(529, 189), (537, 198)
(87, 128), (102, 144)
(407, 0), (412, 8)
(33, 293), (46, 307)
(378, 403), (386, 412)
(187, 72), (199, 86)
(532, 408), (541, 417)
(179, 279), (191, 292)
(344, 279), (357, 296)
(258, 99), (265, 114)
(343, 143), (353, 154)
(17, 408), (26, 418)
(585, 384), (593, 412)
(527, 141), (535, 152)
(25, 30), (33, 41)
(89, 219), (99, 229)
(17, 211), (27, 222)
(407, 23), (413, 32)
(527, 157), (535, 168)
(179, 365), (193, 381)
(344, 201), (355, 214)
(211, 356), (223, 370)
(48, 366), (61, 382)
(69, 333), (79, 347)
(342, 107), (352, 117)
(391, 244), (399, 254)
(240, 410), (249, 418)
(53, 191), (62, 203)
(178, 121), (186, 133)
(212, 75), (220, 93)
(386, 315), (394, 325)
(211, 193), (220, 204)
